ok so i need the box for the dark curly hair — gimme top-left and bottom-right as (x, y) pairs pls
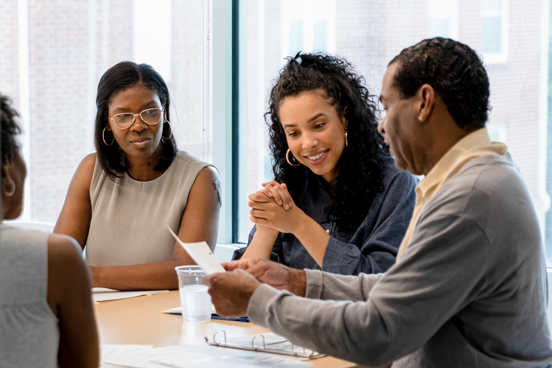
(266, 52), (389, 234)
(1, 94), (22, 173)
(389, 37), (490, 131)
(95, 61), (177, 179)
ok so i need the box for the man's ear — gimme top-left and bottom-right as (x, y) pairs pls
(417, 84), (435, 123)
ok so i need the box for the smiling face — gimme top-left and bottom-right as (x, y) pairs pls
(106, 83), (164, 162)
(279, 91), (347, 183)
(378, 62), (421, 175)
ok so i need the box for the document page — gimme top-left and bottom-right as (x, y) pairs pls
(167, 225), (225, 274)
(92, 288), (168, 302)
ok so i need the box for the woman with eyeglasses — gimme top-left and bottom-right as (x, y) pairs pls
(235, 53), (417, 275)
(1, 93), (99, 367)
(55, 62), (221, 290)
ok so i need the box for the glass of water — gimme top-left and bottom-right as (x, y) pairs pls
(175, 266), (212, 323)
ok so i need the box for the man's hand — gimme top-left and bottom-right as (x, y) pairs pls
(202, 269), (261, 317)
(222, 259), (307, 297)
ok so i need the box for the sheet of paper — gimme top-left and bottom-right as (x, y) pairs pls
(92, 288), (169, 302)
(163, 305), (217, 314)
(105, 345), (313, 368)
(100, 344), (153, 368)
(167, 225), (225, 275)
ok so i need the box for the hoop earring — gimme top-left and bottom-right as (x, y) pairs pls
(162, 120), (173, 140)
(345, 131), (348, 147)
(2, 174), (15, 197)
(286, 149), (301, 167)
(102, 127), (114, 146)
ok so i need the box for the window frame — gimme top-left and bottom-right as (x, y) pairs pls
(481, 0), (510, 64)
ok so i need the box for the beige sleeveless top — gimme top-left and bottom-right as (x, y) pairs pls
(86, 150), (212, 266)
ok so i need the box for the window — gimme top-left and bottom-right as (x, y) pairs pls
(0, 0), (212, 222)
(239, 0), (552, 269)
(2, 0), (552, 267)
(428, 0), (459, 39)
(482, 0), (510, 64)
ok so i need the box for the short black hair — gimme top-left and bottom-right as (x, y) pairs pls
(389, 37), (490, 131)
(94, 61), (177, 179)
(1, 94), (22, 174)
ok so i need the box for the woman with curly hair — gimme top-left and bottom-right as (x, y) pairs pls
(234, 53), (417, 275)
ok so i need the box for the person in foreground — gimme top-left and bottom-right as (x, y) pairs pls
(54, 62), (221, 290)
(204, 38), (552, 367)
(0, 94), (99, 367)
(235, 53), (417, 275)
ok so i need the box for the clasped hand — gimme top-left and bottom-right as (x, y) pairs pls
(249, 181), (304, 234)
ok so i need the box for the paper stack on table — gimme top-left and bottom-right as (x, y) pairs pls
(92, 288), (169, 303)
(100, 345), (153, 368)
(102, 344), (313, 368)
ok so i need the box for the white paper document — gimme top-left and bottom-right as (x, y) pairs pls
(100, 344), (153, 368)
(167, 225), (226, 275)
(92, 288), (169, 302)
(162, 305), (217, 314)
(104, 345), (313, 368)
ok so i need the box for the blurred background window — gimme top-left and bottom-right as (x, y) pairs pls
(239, 0), (552, 269)
(2, 0), (552, 265)
(0, 0), (212, 223)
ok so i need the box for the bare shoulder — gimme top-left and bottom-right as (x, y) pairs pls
(47, 234), (87, 271)
(67, 152), (97, 196)
(75, 153), (97, 181)
(47, 234), (91, 313)
(195, 166), (219, 183)
(81, 152), (97, 167)
(191, 166), (221, 205)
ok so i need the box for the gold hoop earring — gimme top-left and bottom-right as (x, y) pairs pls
(102, 127), (114, 146)
(345, 131), (348, 147)
(2, 175), (15, 197)
(286, 149), (301, 166)
(162, 120), (173, 140)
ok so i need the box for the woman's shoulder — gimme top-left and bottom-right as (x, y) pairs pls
(0, 226), (50, 302)
(171, 150), (217, 177)
(173, 150), (211, 166)
(0, 224), (50, 249)
(76, 153), (98, 178)
(47, 234), (84, 267)
(72, 153), (100, 191)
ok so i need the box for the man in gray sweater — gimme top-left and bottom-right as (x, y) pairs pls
(204, 38), (552, 367)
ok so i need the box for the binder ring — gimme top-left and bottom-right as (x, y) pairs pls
(251, 335), (266, 350)
(212, 330), (227, 345)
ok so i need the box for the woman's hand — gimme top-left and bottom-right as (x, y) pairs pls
(259, 180), (293, 210)
(249, 188), (305, 234)
(254, 223), (280, 238)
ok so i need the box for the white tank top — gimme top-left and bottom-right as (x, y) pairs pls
(0, 224), (59, 367)
(86, 150), (212, 266)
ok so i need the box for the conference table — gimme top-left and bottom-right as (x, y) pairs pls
(94, 290), (366, 368)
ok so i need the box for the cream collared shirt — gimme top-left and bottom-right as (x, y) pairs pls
(396, 127), (508, 261)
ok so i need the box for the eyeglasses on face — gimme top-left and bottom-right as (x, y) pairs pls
(109, 108), (164, 129)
